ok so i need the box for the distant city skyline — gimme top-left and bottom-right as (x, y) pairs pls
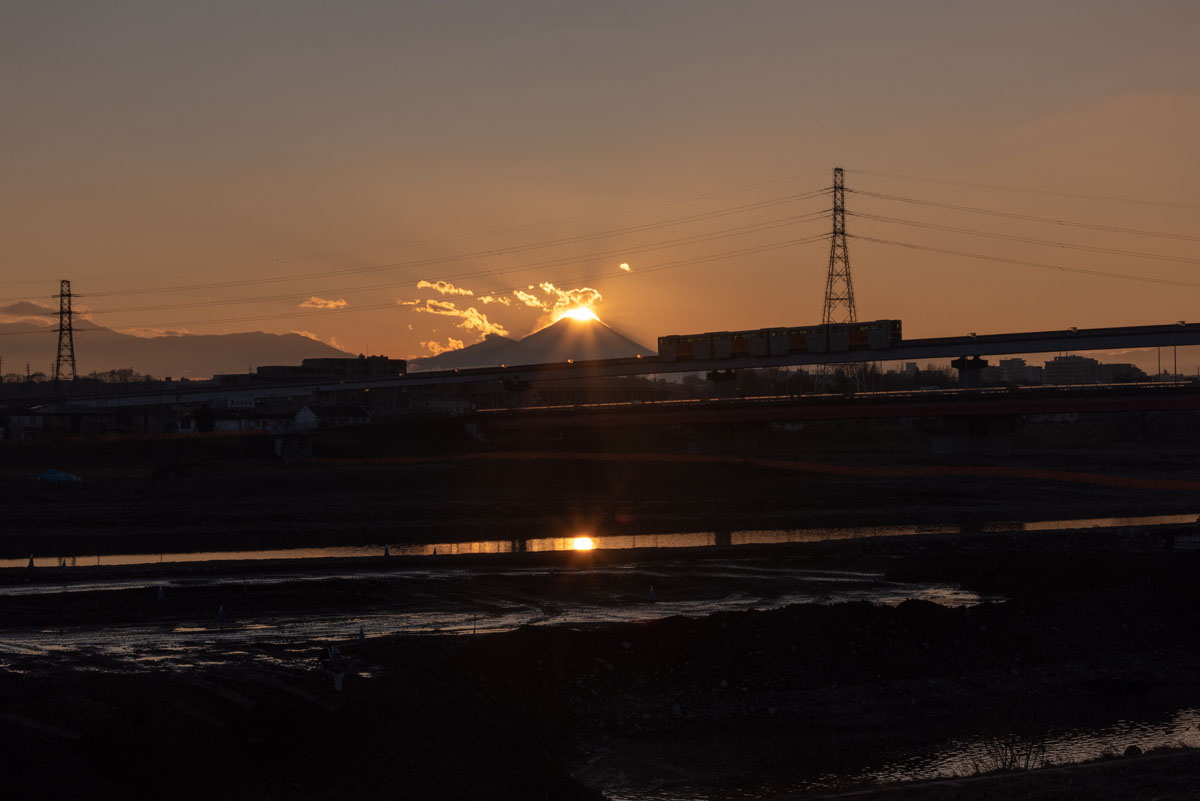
(3, 1), (1199, 368)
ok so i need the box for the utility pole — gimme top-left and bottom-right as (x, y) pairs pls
(822, 167), (857, 324)
(54, 279), (78, 385)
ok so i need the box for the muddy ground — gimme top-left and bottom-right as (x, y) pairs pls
(4, 438), (1200, 798)
(3, 527), (1200, 800)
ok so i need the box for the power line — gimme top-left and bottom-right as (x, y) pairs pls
(88, 211), (831, 316)
(845, 168), (1200, 211)
(850, 211), (1200, 265)
(68, 234), (830, 333)
(848, 189), (1200, 242)
(854, 235), (1200, 290)
(0, 187), (829, 305)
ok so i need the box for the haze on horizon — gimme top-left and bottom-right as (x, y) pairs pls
(3, 1), (1199, 371)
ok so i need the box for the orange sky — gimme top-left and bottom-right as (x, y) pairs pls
(3, 2), (1199, 369)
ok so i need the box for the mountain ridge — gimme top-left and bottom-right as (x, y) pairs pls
(0, 320), (351, 379)
(411, 317), (652, 371)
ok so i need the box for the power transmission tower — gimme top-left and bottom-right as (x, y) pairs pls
(54, 280), (77, 385)
(822, 167), (857, 324)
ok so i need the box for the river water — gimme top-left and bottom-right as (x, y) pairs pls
(4, 513), (1196, 797)
(3, 512), (1194, 569)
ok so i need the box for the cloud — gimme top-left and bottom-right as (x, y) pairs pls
(539, 282), (603, 320)
(0, 298), (91, 324)
(478, 295), (511, 305)
(421, 338), (465, 356)
(121, 327), (190, 338)
(417, 280), (474, 297)
(289, 330), (346, 350)
(0, 300), (56, 318)
(513, 290), (547, 309)
(406, 298), (509, 338)
(619, 262), (631, 272)
(299, 296), (349, 310)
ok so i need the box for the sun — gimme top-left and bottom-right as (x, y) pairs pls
(571, 536), (596, 551)
(558, 307), (598, 322)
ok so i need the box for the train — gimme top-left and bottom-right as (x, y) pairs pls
(657, 319), (902, 362)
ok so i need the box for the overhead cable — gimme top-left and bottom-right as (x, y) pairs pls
(848, 189), (1200, 242)
(845, 168), (1200, 211)
(854, 235), (1200, 289)
(19, 234), (827, 333)
(0, 188), (828, 305)
(89, 211), (830, 316)
(850, 212), (1200, 264)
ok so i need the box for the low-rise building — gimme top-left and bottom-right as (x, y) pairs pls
(1044, 355), (1101, 385)
(981, 357), (1044, 385)
(1044, 355), (1148, 385)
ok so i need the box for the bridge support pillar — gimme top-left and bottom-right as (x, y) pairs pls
(705, 369), (738, 399)
(950, 356), (988, 389)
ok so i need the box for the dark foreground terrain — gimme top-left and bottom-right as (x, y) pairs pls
(4, 439), (1200, 799)
(3, 527), (1200, 800)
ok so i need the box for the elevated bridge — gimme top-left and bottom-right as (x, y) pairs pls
(74, 321), (1200, 409)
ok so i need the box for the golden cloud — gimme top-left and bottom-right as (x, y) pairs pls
(539, 282), (603, 320)
(417, 280), (474, 297)
(421, 338), (465, 356)
(289, 330), (346, 350)
(513, 289), (546, 309)
(299, 296), (349, 310)
(121, 327), (190, 338)
(410, 299), (509, 338)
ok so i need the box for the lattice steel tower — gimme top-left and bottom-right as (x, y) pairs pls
(821, 167), (857, 324)
(54, 279), (77, 384)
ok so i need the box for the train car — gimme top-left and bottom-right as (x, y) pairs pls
(708, 332), (731, 359)
(657, 320), (901, 361)
(875, 319), (902, 348)
(730, 331), (751, 356)
(748, 330), (771, 356)
(768, 329), (790, 355)
(826, 320), (901, 352)
(795, 325), (829, 353)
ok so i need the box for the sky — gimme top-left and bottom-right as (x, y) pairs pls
(3, 1), (1199, 369)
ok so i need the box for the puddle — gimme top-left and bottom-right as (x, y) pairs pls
(0, 567), (982, 665)
(598, 707), (1200, 801)
(866, 707), (1200, 785)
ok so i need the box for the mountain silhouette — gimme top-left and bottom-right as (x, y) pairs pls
(411, 316), (652, 371)
(0, 319), (350, 379)
(409, 334), (523, 371)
